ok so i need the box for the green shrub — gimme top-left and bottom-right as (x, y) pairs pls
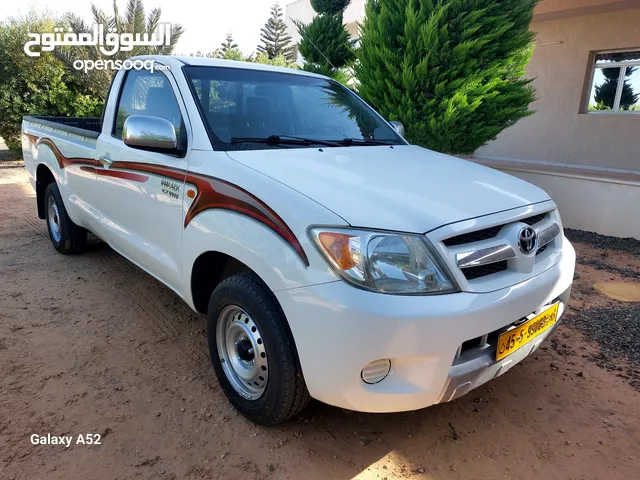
(356, 0), (537, 154)
(0, 14), (103, 155)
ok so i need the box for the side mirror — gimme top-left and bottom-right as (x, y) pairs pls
(389, 121), (405, 137)
(123, 115), (177, 152)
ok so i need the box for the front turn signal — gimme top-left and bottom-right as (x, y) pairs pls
(317, 231), (359, 270)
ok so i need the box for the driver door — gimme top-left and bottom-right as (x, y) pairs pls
(95, 68), (189, 293)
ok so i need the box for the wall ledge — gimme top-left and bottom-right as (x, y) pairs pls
(469, 155), (640, 187)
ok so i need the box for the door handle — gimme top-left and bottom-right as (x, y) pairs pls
(98, 155), (113, 166)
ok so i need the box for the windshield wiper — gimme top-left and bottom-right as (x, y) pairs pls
(339, 137), (396, 146)
(231, 135), (341, 147)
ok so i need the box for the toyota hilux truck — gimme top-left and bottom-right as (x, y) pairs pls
(22, 56), (575, 425)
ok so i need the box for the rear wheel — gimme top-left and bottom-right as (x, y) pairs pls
(207, 273), (310, 425)
(44, 183), (87, 254)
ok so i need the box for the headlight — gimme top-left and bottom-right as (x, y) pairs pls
(309, 227), (458, 295)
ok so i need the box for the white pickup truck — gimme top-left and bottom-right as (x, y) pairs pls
(22, 56), (575, 425)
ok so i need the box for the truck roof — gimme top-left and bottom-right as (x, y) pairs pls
(132, 55), (329, 80)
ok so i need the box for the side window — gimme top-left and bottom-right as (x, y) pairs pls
(113, 69), (186, 145)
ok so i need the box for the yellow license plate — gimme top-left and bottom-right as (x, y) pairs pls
(496, 303), (559, 361)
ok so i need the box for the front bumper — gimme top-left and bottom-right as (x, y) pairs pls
(439, 285), (570, 404)
(275, 238), (575, 413)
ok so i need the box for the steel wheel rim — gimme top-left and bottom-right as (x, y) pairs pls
(47, 196), (61, 243)
(216, 305), (268, 400)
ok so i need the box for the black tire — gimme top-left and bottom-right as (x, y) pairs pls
(207, 273), (310, 425)
(44, 182), (87, 254)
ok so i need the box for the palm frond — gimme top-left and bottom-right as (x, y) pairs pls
(90, 3), (109, 28)
(146, 7), (161, 36)
(112, 0), (124, 32)
(125, 0), (146, 33)
(65, 12), (90, 34)
(159, 23), (183, 54)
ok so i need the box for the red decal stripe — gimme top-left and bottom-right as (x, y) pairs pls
(95, 169), (149, 183)
(35, 137), (101, 169)
(111, 161), (309, 265)
(24, 133), (39, 145)
(32, 137), (308, 265)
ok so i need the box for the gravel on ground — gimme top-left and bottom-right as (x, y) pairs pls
(565, 227), (640, 257)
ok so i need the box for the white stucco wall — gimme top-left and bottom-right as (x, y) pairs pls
(476, 8), (640, 173)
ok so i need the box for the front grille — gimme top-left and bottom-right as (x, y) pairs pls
(521, 213), (546, 226)
(462, 260), (508, 280)
(442, 212), (549, 247)
(536, 244), (548, 255)
(443, 225), (502, 246)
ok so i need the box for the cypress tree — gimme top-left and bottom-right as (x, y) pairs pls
(310, 0), (351, 15)
(594, 67), (639, 110)
(257, 2), (296, 61)
(357, 0), (538, 154)
(296, 0), (355, 80)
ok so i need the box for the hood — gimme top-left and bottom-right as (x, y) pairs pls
(226, 145), (551, 233)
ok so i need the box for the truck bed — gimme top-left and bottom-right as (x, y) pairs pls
(23, 116), (102, 139)
(22, 116), (101, 190)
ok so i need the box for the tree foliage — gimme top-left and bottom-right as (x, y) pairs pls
(310, 0), (351, 15)
(257, 3), (295, 61)
(220, 32), (238, 54)
(57, 0), (184, 100)
(252, 52), (298, 68)
(190, 46), (298, 69)
(0, 13), (102, 154)
(593, 67), (639, 110)
(356, 0), (538, 154)
(295, 12), (355, 81)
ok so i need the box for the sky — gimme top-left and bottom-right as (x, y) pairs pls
(0, 0), (291, 56)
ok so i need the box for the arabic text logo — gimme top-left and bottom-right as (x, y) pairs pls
(24, 23), (172, 57)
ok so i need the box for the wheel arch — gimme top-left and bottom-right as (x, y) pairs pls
(35, 163), (56, 219)
(191, 251), (263, 314)
(188, 250), (302, 361)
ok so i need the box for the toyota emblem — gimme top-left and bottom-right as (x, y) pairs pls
(518, 226), (538, 254)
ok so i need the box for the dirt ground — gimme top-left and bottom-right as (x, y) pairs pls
(1, 165), (639, 480)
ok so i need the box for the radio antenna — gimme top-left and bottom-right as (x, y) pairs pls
(295, 20), (338, 71)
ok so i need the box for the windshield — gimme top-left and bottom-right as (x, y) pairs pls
(183, 66), (405, 151)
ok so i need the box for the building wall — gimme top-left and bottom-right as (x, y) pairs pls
(534, 0), (640, 21)
(475, 8), (640, 173)
(468, 158), (640, 239)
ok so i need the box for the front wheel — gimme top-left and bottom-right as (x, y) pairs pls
(207, 273), (310, 425)
(44, 182), (87, 254)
